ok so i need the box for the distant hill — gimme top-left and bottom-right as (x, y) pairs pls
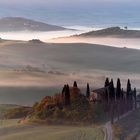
(0, 17), (66, 32)
(0, 40), (140, 73)
(78, 27), (140, 38)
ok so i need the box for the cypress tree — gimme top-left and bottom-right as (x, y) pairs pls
(104, 78), (109, 87)
(121, 88), (124, 100)
(109, 79), (115, 100)
(73, 81), (78, 88)
(126, 79), (131, 100)
(104, 78), (109, 102)
(62, 85), (66, 98)
(64, 84), (71, 106)
(134, 88), (137, 109)
(86, 83), (90, 98)
(116, 78), (121, 100)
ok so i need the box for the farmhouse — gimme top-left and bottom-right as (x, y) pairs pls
(90, 88), (106, 102)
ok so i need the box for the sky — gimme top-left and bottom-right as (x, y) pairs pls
(0, 0), (139, 11)
(0, 0), (139, 27)
(0, 0), (139, 5)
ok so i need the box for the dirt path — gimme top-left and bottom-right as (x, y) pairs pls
(104, 122), (113, 140)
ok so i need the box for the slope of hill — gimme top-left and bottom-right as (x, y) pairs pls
(78, 27), (140, 38)
(0, 40), (140, 105)
(0, 40), (140, 73)
(0, 17), (66, 32)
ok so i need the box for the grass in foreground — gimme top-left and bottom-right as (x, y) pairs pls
(0, 119), (104, 140)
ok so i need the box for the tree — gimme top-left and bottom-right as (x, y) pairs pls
(116, 78), (121, 100)
(64, 84), (71, 106)
(109, 79), (115, 100)
(62, 85), (66, 98)
(126, 79), (131, 100)
(104, 78), (109, 87)
(86, 83), (90, 98)
(121, 88), (124, 100)
(120, 88), (125, 114)
(126, 79), (133, 110)
(134, 88), (137, 109)
(73, 81), (78, 88)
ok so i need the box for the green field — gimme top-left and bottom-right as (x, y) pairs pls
(0, 119), (104, 140)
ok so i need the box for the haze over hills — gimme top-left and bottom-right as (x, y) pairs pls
(0, 39), (140, 73)
(77, 27), (140, 38)
(0, 39), (140, 105)
(0, 17), (66, 32)
(0, 40), (139, 73)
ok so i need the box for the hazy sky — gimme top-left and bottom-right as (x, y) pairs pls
(0, 0), (139, 26)
(0, 0), (139, 5)
(0, 0), (139, 9)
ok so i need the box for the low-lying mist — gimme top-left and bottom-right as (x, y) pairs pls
(50, 37), (140, 50)
(1, 30), (140, 49)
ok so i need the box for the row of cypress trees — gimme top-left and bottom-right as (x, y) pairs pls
(61, 78), (137, 109)
(104, 78), (137, 123)
(104, 78), (136, 103)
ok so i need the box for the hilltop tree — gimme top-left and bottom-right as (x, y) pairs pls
(116, 78), (121, 100)
(86, 83), (90, 98)
(73, 81), (78, 88)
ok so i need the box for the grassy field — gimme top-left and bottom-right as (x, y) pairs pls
(0, 119), (104, 140)
(113, 109), (140, 140)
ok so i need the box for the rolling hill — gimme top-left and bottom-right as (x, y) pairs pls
(0, 17), (66, 32)
(0, 40), (139, 73)
(77, 27), (140, 38)
(0, 40), (140, 105)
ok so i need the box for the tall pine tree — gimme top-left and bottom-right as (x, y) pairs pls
(64, 84), (71, 106)
(73, 81), (78, 88)
(86, 83), (90, 98)
(134, 88), (137, 109)
(109, 79), (115, 100)
(116, 78), (121, 100)
(126, 79), (131, 100)
(121, 88), (124, 100)
(104, 77), (109, 87)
